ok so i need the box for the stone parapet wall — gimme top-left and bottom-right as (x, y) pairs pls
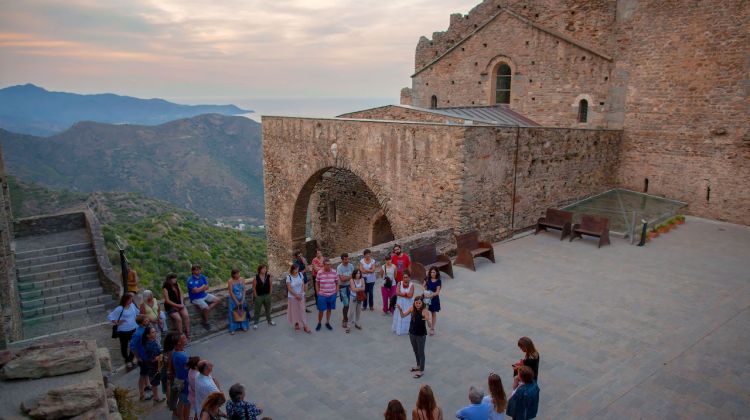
(82, 209), (123, 300)
(13, 212), (87, 238)
(0, 144), (19, 346)
(339, 106), (466, 124)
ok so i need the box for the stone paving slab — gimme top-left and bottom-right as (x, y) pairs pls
(114, 217), (750, 419)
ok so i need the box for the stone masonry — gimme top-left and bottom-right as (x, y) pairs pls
(402, 0), (749, 225)
(0, 144), (20, 347)
(262, 116), (620, 274)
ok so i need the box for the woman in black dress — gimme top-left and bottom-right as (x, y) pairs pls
(512, 336), (540, 390)
(396, 295), (432, 379)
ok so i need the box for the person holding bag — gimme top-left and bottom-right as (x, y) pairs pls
(346, 269), (366, 333)
(107, 292), (139, 368)
(227, 269), (249, 335)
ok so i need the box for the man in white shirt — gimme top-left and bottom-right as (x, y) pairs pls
(195, 360), (220, 413)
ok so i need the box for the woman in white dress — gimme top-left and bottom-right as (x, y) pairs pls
(392, 271), (414, 336)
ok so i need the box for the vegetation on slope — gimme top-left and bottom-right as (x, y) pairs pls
(8, 177), (267, 292)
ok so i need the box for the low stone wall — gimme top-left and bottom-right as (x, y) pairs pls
(83, 209), (122, 300)
(13, 212), (87, 238)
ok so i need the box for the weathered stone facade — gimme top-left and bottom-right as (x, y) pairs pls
(262, 117), (621, 274)
(404, 0), (749, 224)
(0, 144), (20, 347)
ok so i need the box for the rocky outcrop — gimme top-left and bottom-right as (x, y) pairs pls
(1, 340), (95, 379)
(20, 379), (105, 419)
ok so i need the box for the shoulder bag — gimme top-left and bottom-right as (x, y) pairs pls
(111, 306), (125, 338)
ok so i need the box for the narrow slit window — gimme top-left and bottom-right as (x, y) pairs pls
(578, 99), (588, 123)
(430, 95), (438, 109)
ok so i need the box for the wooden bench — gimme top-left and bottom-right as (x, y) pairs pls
(535, 208), (573, 240)
(410, 243), (453, 280)
(454, 231), (495, 272)
(570, 214), (611, 248)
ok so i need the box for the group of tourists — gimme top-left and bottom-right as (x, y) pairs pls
(384, 337), (541, 420)
(107, 243), (539, 418)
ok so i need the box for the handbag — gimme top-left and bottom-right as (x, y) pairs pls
(356, 291), (366, 302)
(384, 276), (393, 289)
(111, 306), (125, 338)
(232, 308), (247, 322)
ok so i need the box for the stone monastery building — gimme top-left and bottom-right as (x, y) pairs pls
(262, 0), (748, 274)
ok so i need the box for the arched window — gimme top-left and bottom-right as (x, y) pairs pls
(578, 99), (588, 123)
(430, 95), (438, 109)
(495, 64), (511, 104)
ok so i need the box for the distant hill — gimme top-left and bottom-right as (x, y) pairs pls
(8, 177), (267, 291)
(0, 114), (264, 220)
(0, 84), (251, 136)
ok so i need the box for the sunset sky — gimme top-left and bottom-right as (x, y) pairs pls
(0, 0), (479, 104)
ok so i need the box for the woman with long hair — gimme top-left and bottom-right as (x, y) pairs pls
(423, 267), (442, 336)
(163, 272), (190, 338)
(512, 336), (540, 390)
(380, 258), (397, 315)
(483, 373), (507, 419)
(412, 384), (443, 420)
(199, 391), (226, 420)
(384, 399), (406, 420)
(107, 292), (139, 368)
(346, 269), (365, 333)
(286, 264), (311, 333)
(395, 295), (431, 378)
(227, 268), (249, 335)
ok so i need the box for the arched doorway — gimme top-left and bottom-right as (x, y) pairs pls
(291, 167), (395, 258)
(371, 211), (395, 246)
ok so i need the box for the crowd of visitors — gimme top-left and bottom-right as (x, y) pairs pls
(107, 243), (540, 418)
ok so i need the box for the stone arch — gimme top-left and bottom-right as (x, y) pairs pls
(290, 163), (396, 258)
(485, 55), (517, 106)
(572, 93), (594, 125)
(370, 209), (395, 246)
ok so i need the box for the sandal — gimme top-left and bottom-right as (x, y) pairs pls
(345, 329), (351, 333)
(355, 324), (362, 330)
(413, 372), (423, 379)
(294, 323), (300, 331)
(304, 326), (312, 333)
(429, 328), (435, 336)
(410, 367), (420, 372)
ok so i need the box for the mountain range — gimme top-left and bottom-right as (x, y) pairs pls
(0, 114), (264, 220)
(0, 84), (251, 136)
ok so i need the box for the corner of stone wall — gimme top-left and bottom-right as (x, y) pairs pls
(400, 87), (413, 106)
(83, 209), (122, 300)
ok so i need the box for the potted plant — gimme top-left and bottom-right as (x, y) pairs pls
(667, 217), (678, 229)
(657, 223), (669, 234)
(676, 214), (686, 225)
(648, 227), (659, 239)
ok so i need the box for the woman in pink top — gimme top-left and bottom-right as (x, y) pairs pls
(186, 356), (200, 419)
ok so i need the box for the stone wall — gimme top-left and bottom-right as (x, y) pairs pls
(262, 117), (467, 275)
(413, 0), (616, 72)
(308, 168), (395, 257)
(13, 212), (87, 238)
(83, 209), (123, 300)
(410, 8), (613, 128)
(263, 116), (621, 275)
(612, 0), (750, 225)
(0, 144), (20, 347)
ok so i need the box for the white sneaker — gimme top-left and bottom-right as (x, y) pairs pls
(269, 321), (277, 326)
(252, 324), (258, 330)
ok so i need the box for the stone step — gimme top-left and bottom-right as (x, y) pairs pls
(22, 294), (115, 319)
(14, 242), (92, 259)
(15, 248), (95, 269)
(17, 271), (100, 292)
(19, 279), (102, 301)
(20, 287), (107, 310)
(18, 264), (99, 283)
(21, 301), (115, 328)
(17, 256), (98, 277)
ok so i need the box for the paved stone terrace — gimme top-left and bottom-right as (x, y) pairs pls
(116, 217), (750, 419)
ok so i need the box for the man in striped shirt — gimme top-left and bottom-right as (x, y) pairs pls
(315, 258), (339, 331)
